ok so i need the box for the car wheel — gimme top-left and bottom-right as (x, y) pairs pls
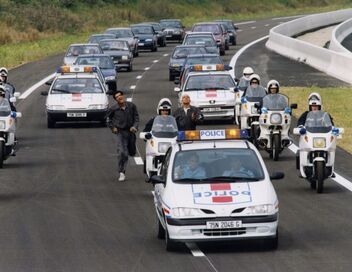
(225, 43), (230, 50)
(157, 217), (165, 239)
(169, 72), (175, 81)
(232, 38), (237, 46)
(165, 227), (179, 251)
(266, 229), (278, 250)
(220, 48), (225, 56)
(127, 63), (133, 72)
(135, 48), (139, 57)
(47, 115), (55, 128)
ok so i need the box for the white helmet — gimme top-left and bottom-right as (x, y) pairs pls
(157, 98), (172, 115)
(243, 67), (254, 76)
(249, 74), (260, 84)
(267, 79), (280, 93)
(308, 92), (322, 110)
(0, 67), (8, 78)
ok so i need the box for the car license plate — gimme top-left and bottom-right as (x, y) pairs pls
(166, 35), (172, 38)
(138, 43), (144, 46)
(67, 112), (87, 117)
(206, 220), (242, 229)
(203, 107), (222, 112)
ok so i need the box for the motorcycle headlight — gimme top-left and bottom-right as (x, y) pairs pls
(0, 120), (6, 130)
(172, 207), (203, 218)
(158, 142), (171, 153)
(244, 204), (276, 215)
(313, 137), (326, 148)
(47, 105), (65, 111)
(270, 113), (282, 124)
(105, 76), (115, 81)
(88, 104), (106, 110)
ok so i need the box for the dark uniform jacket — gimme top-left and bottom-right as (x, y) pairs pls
(173, 106), (202, 131)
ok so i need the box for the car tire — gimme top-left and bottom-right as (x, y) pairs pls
(135, 48), (139, 57)
(225, 43), (230, 50)
(169, 72), (175, 81)
(47, 115), (55, 128)
(157, 218), (165, 239)
(165, 228), (180, 251)
(266, 229), (278, 250)
(127, 63), (133, 72)
(232, 38), (237, 46)
(220, 48), (225, 56)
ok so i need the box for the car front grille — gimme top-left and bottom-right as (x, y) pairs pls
(203, 228), (246, 236)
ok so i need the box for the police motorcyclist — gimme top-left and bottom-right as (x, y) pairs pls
(242, 74), (267, 106)
(0, 67), (16, 95)
(0, 85), (16, 112)
(297, 92), (334, 127)
(143, 98), (172, 132)
(237, 66), (254, 91)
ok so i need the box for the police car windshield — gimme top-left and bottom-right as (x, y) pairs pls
(173, 148), (264, 182)
(184, 37), (216, 47)
(262, 94), (288, 110)
(185, 75), (234, 91)
(51, 78), (103, 94)
(152, 116), (178, 138)
(0, 99), (11, 116)
(184, 56), (222, 66)
(160, 21), (182, 28)
(76, 57), (114, 69)
(172, 47), (207, 59)
(305, 111), (333, 133)
(66, 45), (101, 57)
(99, 40), (129, 51)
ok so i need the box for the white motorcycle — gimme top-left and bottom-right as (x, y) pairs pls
(0, 98), (22, 168)
(139, 116), (178, 180)
(234, 88), (244, 126)
(258, 94), (297, 161)
(293, 111), (343, 193)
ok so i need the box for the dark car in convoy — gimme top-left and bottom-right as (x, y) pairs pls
(160, 19), (185, 42)
(168, 45), (208, 81)
(74, 54), (117, 91)
(88, 34), (116, 44)
(182, 33), (219, 55)
(130, 24), (158, 52)
(215, 19), (238, 45)
(143, 22), (166, 47)
(191, 22), (227, 55)
(99, 39), (133, 72)
(104, 27), (139, 57)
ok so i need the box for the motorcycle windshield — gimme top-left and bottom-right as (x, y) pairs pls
(305, 111), (332, 133)
(0, 99), (11, 117)
(262, 94), (288, 110)
(152, 116), (178, 138)
(245, 85), (266, 102)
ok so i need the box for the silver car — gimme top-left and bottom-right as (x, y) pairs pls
(104, 27), (139, 57)
(64, 44), (103, 65)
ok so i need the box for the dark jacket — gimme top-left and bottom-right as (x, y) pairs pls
(297, 111), (334, 127)
(106, 101), (139, 130)
(143, 117), (155, 132)
(173, 106), (202, 131)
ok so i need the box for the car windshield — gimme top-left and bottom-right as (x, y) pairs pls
(184, 56), (222, 66)
(51, 78), (103, 94)
(305, 111), (333, 133)
(172, 47), (207, 59)
(99, 40), (129, 51)
(173, 148), (264, 182)
(131, 26), (153, 34)
(88, 35), (114, 44)
(152, 116), (178, 138)
(160, 21), (182, 28)
(106, 29), (134, 38)
(245, 85), (267, 102)
(185, 75), (234, 91)
(75, 57), (114, 69)
(262, 94), (289, 110)
(184, 36), (216, 47)
(0, 99), (11, 117)
(152, 24), (161, 31)
(193, 24), (221, 34)
(66, 45), (101, 57)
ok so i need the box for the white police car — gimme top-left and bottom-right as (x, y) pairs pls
(150, 129), (284, 251)
(45, 66), (108, 128)
(174, 65), (236, 121)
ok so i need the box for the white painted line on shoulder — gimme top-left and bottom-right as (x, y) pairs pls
(251, 26), (257, 29)
(126, 97), (132, 102)
(163, 53), (169, 57)
(134, 157), (144, 165)
(153, 60), (159, 63)
(237, 29), (243, 32)
(289, 143), (352, 192)
(186, 243), (205, 257)
(130, 85), (136, 90)
(136, 75), (142, 79)
(144, 67), (150, 71)
(265, 24), (270, 27)
(272, 15), (302, 20)
(236, 20), (256, 26)
(229, 35), (268, 78)
(19, 73), (56, 99)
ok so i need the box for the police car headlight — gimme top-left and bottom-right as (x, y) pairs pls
(313, 137), (326, 148)
(145, 39), (152, 42)
(105, 76), (115, 81)
(47, 105), (65, 111)
(158, 142), (171, 153)
(0, 120), (6, 130)
(244, 204), (275, 215)
(88, 104), (106, 110)
(270, 113), (282, 124)
(172, 208), (203, 218)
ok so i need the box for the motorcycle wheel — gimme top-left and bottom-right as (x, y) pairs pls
(0, 141), (4, 168)
(273, 134), (280, 161)
(316, 161), (325, 194)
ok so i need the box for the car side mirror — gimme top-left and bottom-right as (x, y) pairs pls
(174, 87), (181, 93)
(234, 26), (239, 30)
(45, 80), (53, 86)
(9, 97), (16, 103)
(290, 103), (298, 109)
(270, 172), (284, 180)
(14, 92), (21, 98)
(41, 90), (48, 96)
(150, 175), (166, 185)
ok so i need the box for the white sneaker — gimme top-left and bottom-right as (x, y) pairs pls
(118, 172), (126, 182)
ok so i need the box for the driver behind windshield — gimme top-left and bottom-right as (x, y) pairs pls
(223, 157), (254, 178)
(176, 153), (206, 179)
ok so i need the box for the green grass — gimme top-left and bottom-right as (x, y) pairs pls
(281, 87), (352, 154)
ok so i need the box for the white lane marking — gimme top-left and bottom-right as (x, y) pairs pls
(136, 75), (142, 79)
(237, 29), (243, 32)
(265, 24), (270, 27)
(236, 20), (256, 26)
(186, 243), (205, 257)
(144, 67), (150, 71)
(251, 26), (257, 29)
(229, 35), (268, 78)
(19, 73), (56, 99)
(153, 60), (159, 63)
(272, 15), (302, 20)
(130, 85), (136, 90)
(163, 54), (169, 57)
(289, 143), (352, 192)
(134, 157), (144, 165)
(126, 97), (132, 102)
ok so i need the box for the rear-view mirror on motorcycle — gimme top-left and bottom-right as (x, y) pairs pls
(270, 172), (284, 180)
(15, 112), (22, 118)
(14, 92), (21, 98)
(9, 97), (16, 103)
(290, 103), (298, 109)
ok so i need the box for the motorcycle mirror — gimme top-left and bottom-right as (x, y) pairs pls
(45, 80), (53, 86)
(13, 92), (21, 98)
(254, 102), (261, 109)
(145, 132), (152, 140)
(174, 79), (180, 85)
(174, 87), (181, 93)
(41, 91), (48, 96)
(9, 97), (16, 103)
(15, 112), (22, 118)
(270, 172), (284, 180)
(293, 128), (301, 135)
(290, 103), (298, 109)
(149, 175), (166, 185)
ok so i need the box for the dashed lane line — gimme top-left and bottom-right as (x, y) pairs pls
(163, 54), (169, 57)
(136, 75), (142, 79)
(153, 60), (159, 63)
(186, 243), (205, 257)
(251, 26), (257, 29)
(130, 85), (136, 90)
(144, 67), (150, 71)
(134, 157), (144, 165)
(19, 73), (56, 99)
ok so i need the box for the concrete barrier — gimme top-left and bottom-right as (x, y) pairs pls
(329, 18), (352, 54)
(266, 9), (352, 84)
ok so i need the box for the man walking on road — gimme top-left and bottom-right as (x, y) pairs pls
(106, 90), (139, 181)
(173, 94), (203, 130)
